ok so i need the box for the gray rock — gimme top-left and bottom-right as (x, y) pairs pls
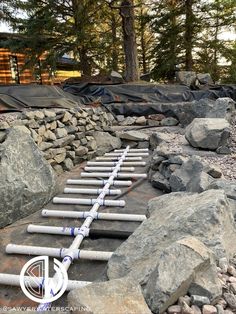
(119, 116), (136, 126)
(63, 158), (74, 171)
(176, 71), (197, 86)
(62, 111), (72, 123)
(149, 155), (166, 170)
(160, 117), (179, 126)
(206, 179), (236, 201)
(116, 115), (125, 122)
(68, 277), (152, 314)
(145, 237), (221, 313)
(215, 305), (224, 314)
(169, 156), (213, 192)
(167, 305), (182, 314)
(54, 152), (66, 164)
(136, 116), (146, 125)
(44, 130), (57, 141)
(93, 131), (121, 156)
(150, 172), (171, 192)
(107, 190), (236, 286)
(117, 130), (149, 142)
(121, 140), (138, 148)
(216, 146), (231, 155)
(188, 260), (222, 300)
(150, 132), (176, 149)
(55, 128), (68, 139)
(87, 140), (97, 151)
(43, 148), (66, 160)
(218, 257), (229, 273)
(147, 119), (160, 126)
(12, 125), (31, 135)
(66, 150), (75, 160)
(38, 125), (46, 136)
(206, 98), (236, 124)
(110, 70), (124, 84)
(43, 109), (56, 118)
(191, 305), (202, 314)
(75, 146), (89, 156)
(197, 73), (213, 85)
(57, 120), (65, 128)
(191, 295), (210, 307)
(38, 142), (54, 151)
(138, 141), (149, 149)
(27, 119), (40, 129)
(0, 129), (57, 227)
(223, 293), (236, 309)
(0, 131), (6, 143)
(53, 135), (75, 147)
(206, 165), (222, 179)
(53, 164), (64, 175)
(185, 118), (230, 150)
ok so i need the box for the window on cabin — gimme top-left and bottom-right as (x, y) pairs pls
(9, 55), (20, 84)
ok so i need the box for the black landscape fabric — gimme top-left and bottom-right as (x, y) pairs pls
(0, 83), (236, 114)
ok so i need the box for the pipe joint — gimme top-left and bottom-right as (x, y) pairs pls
(77, 227), (89, 237)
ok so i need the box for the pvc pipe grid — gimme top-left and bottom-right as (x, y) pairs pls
(0, 146), (149, 311)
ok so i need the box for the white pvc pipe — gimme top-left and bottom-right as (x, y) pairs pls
(0, 273), (91, 291)
(32, 146), (132, 310)
(87, 161), (146, 166)
(42, 209), (147, 222)
(27, 224), (83, 236)
(66, 179), (132, 186)
(53, 197), (125, 207)
(6, 244), (113, 261)
(81, 172), (147, 178)
(96, 157), (142, 161)
(84, 166), (135, 172)
(114, 148), (149, 152)
(105, 153), (149, 157)
(64, 188), (121, 195)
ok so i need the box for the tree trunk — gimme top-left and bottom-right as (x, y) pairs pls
(185, 0), (194, 71)
(140, 29), (147, 74)
(212, 0), (219, 82)
(120, 0), (140, 81)
(79, 47), (92, 76)
(111, 13), (119, 71)
(140, 6), (147, 74)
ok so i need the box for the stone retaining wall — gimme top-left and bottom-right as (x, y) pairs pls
(0, 107), (115, 174)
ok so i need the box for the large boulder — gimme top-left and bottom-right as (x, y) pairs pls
(185, 118), (230, 150)
(93, 131), (121, 156)
(0, 128), (57, 227)
(145, 237), (221, 313)
(68, 277), (152, 314)
(107, 190), (236, 286)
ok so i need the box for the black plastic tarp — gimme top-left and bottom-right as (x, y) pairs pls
(0, 85), (80, 111)
(63, 83), (236, 104)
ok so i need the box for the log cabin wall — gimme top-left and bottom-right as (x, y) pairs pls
(0, 48), (52, 85)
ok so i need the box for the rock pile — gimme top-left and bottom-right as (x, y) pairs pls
(115, 98), (236, 127)
(0, 107), (120, 175)
(116, 114), (179, 127)
(163, 257), (236, 314)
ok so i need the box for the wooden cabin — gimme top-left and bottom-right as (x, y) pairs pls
(0, 33), (81, 85)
